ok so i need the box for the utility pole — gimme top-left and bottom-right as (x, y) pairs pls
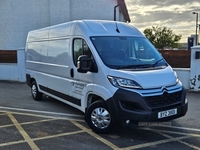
(192, 12), (198, 45)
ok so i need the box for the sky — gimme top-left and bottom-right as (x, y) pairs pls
(125, 0), (200, 43)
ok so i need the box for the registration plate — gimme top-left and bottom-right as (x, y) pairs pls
(158, 108), (177, 119)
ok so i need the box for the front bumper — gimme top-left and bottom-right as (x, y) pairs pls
(106, 87), (188, 126)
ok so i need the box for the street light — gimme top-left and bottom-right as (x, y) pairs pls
(199, 24), (200, 45)
(192, 12), (198, 45)
(114, 4), (120, 21)
(114, 2), (125, 21)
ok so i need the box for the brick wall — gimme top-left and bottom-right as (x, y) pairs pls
(159, 50), (191, 68)
(0, 50), (17, 63)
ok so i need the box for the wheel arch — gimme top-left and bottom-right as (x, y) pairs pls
(27, 73), (44, 97)
(26, 74), (36, 87)
(84, 86), (118, 127)
(84, 85), (115, 111)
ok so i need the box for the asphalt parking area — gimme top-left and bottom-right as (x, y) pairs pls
(0, 109), (200, 150)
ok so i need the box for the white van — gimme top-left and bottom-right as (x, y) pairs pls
(25, 20), (188, 133)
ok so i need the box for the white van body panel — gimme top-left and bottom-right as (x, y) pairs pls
(92, 66), (118, 100)
(108, 66), (177, 89)
(25, 20), (187, 131)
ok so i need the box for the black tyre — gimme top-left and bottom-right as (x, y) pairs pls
(86, 101), (113, 134)
(31, 80), (43, 101)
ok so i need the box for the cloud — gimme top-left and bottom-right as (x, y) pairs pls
(127, 0), (200, 7)
(125, 0), (200, 43)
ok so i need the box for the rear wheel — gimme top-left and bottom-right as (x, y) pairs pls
(86, 101), (113, 134)
(31, 80), (43, 101)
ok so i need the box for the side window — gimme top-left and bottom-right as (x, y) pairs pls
(83, 40), (92, 58)
(73, 39), (83, 66)
(73, 38), (92, 66)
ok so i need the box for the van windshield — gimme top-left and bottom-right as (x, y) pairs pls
(90, 36), (168, 69)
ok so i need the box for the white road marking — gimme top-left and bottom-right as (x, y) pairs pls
(160, 125), (200, 132)
(0, 106), (84, 118)
(0, 106), (200, 133)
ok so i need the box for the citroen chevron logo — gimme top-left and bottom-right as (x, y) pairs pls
(161, 86), (168, 93)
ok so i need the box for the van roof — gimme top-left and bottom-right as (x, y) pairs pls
(27, 20), (144, 42)
(77, 20), (144, 37)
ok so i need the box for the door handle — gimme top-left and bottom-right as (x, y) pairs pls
(70, 68), (74, 78)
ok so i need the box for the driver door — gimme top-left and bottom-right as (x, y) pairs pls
(69, 38), (94, 104)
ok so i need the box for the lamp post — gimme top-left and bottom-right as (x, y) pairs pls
(114, 2), (124, 21)
(199, 24), (200, 45)
(114, 4), (120, 21)
(193, 12), (198, 45)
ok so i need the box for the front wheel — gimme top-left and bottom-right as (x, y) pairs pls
(31, 80), (43, 101)
(86, 101), (114, 134)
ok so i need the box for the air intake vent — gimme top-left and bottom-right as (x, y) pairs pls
(144, 91), (181, 107)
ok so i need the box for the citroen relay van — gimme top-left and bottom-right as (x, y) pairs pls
(25, 20), (188, 133)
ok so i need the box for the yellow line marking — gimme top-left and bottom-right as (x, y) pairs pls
(0, 130), (85, 147)
(177, 139), (200, 150)
(7, 112), (39, 150)
(121, 135), (192, 150)
(71, 120), (120, 150)
(2, 111), (200, 149)
(178, 140), (200, 150)
(0, 124), (14, 128)
(158, 132), (200, 150)
(141, 128), (200, 138)
(0, 140), (26, 147)
(120, 127), (200, 150)
(32, 130), (85, 141)
(20, 118), (57, 125)
(0, 118), (57, 129)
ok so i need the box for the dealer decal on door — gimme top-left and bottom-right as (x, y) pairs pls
(71, 81), (86, 95)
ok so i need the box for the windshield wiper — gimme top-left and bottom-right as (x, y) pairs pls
(152, 58), (164, 67)
(117, 64), (152, 69)
(117, 58), (165, 69)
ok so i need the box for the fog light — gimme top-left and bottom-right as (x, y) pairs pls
(185, 98), (188, 104)
(126, 120), (130, 124)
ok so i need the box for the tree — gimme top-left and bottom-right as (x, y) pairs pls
(143, 26), (182, 50)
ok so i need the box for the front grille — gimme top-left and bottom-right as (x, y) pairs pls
(120, 101), (144, 111)
(144, 91), (181, 107)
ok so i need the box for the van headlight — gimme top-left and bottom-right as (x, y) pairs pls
(107, 76), (142, 89)
(174, 71), (179, 84)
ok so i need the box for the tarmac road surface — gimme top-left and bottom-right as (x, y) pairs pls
(0, 81), (200, 150)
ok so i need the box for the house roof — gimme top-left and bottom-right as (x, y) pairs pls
(117, 0), (131, 22)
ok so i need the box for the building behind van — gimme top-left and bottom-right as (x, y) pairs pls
(0, 0), (129, 51)
(25, 20), (188, 133)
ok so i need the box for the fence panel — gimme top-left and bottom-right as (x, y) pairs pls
(159, 50), (190, 68)
(0, 50), (17, 63)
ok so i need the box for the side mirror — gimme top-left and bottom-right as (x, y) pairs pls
(77, 55), (92, 73)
